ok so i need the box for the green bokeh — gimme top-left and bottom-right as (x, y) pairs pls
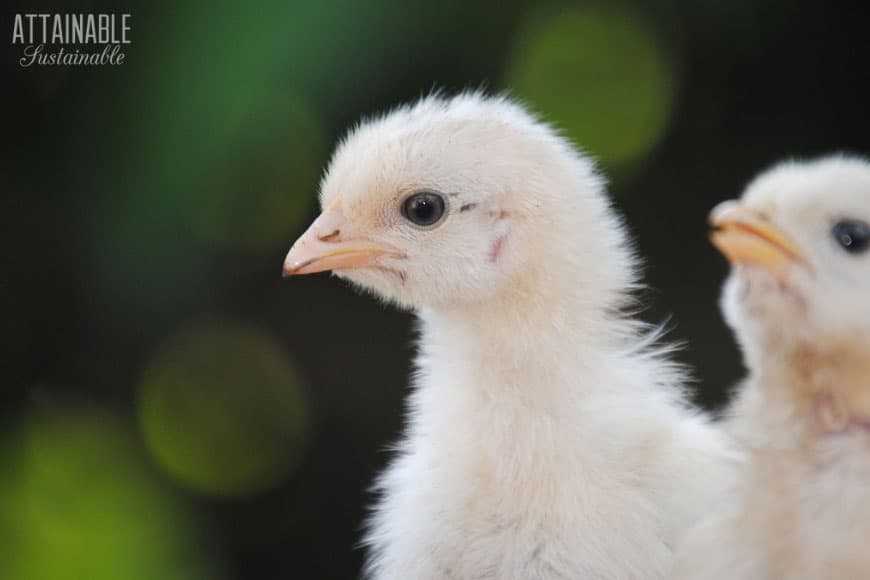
(0, 409), (213, 580)
(138, 322), (309, 498)
(506, 7), (673, 172)
(77, 0), (330, 318)
(192, 92), (326, 252)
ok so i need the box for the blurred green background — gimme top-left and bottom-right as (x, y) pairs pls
(3, 0), (870, 577)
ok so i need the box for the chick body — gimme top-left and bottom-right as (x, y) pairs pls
(674, 156), (870, 579)
(285, 94), (735, 580)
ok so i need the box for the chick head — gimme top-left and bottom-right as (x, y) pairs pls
(711, 156), (870, 360)
(283, 93), (628, 312)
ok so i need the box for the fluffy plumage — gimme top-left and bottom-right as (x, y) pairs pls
(284, 93), (735, 579)
(674, 155), (870, 579)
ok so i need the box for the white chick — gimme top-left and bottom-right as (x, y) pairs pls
(673, 155), (870, 579)
(284, 93), (735, 580)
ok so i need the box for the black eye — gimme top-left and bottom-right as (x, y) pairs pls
(401, 191), (446, 227)
(832, 220), (870, 254)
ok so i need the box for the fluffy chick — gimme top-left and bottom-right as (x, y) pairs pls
(674, 156), (870, 579)
(284, 93), (734, 580)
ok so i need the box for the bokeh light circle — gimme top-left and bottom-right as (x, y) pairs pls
(0, 408), (214, 580)
(138, 321), (309, 498)
(506, 7), (673, 171)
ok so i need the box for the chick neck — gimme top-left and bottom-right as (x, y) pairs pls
(748, 337), (870, 441)
(418, 235), (636, 410)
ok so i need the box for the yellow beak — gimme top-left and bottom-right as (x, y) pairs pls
(709, 200), (806, 274)
(283, 201), (401, 277)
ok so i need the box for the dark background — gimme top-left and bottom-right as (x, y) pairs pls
(3, 0), (870, 578)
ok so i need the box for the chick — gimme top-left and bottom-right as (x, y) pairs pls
(284, 93), (734, 580)
(673, 156), (870, 579)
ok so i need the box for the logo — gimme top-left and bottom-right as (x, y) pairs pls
(11, 13), (131, 67)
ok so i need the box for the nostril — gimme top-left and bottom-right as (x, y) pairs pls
(318, 229), (341, 242)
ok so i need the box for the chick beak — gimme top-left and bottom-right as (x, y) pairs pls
(283, 203), (396, 277)
(709, 200), (806, 274)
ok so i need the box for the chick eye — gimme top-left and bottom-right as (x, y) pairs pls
(401, 191), (446, 227)
(832, 220), (870, 254)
